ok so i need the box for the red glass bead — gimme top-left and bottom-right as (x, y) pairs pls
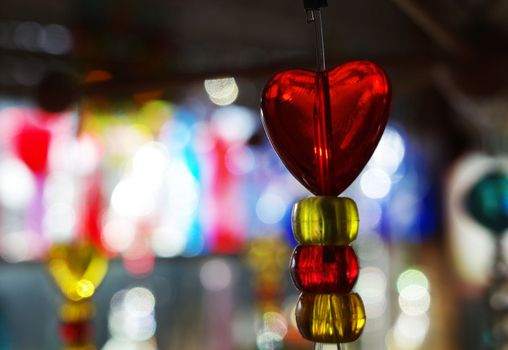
(290, 245), (359, 293)
(261, 61), (391, 196)
(60, 321), (92, 344)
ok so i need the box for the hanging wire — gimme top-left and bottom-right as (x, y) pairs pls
(305, 8), (326, 72)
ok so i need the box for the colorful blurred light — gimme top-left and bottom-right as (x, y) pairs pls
(111, 177), (157, 217)
(211, 105), (257, 143)
(132, 142), (168, 189)
(0, 157), (35, 210)
(108, 287), (157, 344)
(256, 192), (287, 225)
(0, 231), (38, 262)
(225, 145), (255, 175)
(389, 313), (430, 349)
(200, 258), (233, 292)
(43, 202), (76, 242)
(150, 226), (187, 258)
(397, 269), (431, 316)
(355, 266), (388, 319)
(39, 24), (73, 55)
(369, 126), (405, 175)
(103, 218), (136, 253)
(360, 168), (391, 199)
(204, 78), (239, 106)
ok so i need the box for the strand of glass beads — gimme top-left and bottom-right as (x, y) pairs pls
(48, 241), (108, 350)
(260, 0), (391, 347)
(290, 197), (365, 347)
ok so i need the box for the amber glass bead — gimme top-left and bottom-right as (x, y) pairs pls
(64, 344), (96, 350)
(60, 301), (95, 323)
(290, 245), (359, 293)
(292, 197), (359, 245)
(296, 293), (365, 343)
(60, 321), (92, 344)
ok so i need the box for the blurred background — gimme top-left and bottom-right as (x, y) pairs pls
(0, 0), (507, 349)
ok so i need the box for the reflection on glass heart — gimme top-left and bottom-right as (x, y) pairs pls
(48, 242), (108, 301)
(261, 61), (391, 195)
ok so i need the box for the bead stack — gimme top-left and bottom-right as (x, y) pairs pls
(260, 3), (390, 348)
(59, 300), (96, 350)
(290, 197), (365, 344)
(47, 242), (108, 350)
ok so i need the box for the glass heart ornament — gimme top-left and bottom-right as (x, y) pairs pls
(261, 60), (391, 195)
(47, 241), (108, 301)
(466, 171), (508, 235)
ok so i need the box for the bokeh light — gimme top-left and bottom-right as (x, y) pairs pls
(388, 313), (430, 349)
(39, 24), (73, 55)
(256, 311), (287, 350)
(355, 266), (388, 318)
(43, 202), (76, 242)
(204, 78), (239, 106)
(14, 21), (41, 51)
(111, 177), (157, 217)
(397, 268), (430, 293)
(0, 157), (35, 210)
(132, 141), (168, 189)
(256, 192), (288, 225)
(0, 231), (38, 262)
(360, 168), (391, 199)
(225, 145), (255, 175)
(256, 330), (283, 350)
(125, 287), (156, 318)
(76, 279), (95, 299)
(200, 258), (233, 292)
(369, 127), (405, 175)
(103, 218), (136, 253)
(397, 268), (431, 316)
(211, 105), (257, 143)
(108, 287), (157, 344)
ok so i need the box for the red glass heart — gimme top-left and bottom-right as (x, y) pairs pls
(261, 61), (391, 195)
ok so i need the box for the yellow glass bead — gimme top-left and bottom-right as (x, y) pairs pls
(295, 293), (366, 343)
(47, 242), (108, 301)
(292, 197), (359, 245)
(59, 300), (95, 323)
(64, 344), (96, 350)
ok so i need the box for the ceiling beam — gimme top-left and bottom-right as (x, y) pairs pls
(389, 0), (474, 59)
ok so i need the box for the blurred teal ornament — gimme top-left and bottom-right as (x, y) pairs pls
(466, 172), (508, 235)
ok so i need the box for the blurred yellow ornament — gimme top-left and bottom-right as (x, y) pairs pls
(246, 236), (290, 273)
(48, 242), (108, 301)
(138, 99), (173, 133)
